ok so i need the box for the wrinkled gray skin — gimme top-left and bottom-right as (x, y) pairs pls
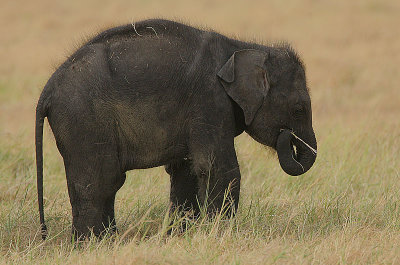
(35, 19), (317, 239)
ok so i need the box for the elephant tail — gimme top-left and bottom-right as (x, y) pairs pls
(35, 89), (50, 240)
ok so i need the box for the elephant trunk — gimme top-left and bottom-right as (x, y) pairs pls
(276, 129), (317, 176)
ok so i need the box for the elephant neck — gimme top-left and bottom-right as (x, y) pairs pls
(231, 98), (246, 137)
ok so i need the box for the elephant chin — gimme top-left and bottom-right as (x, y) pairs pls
(276, 129), (317, 176)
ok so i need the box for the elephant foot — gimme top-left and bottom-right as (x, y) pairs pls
(71, 200), (118, 241)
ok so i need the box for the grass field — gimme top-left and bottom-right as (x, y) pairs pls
(1, 0), (400, 264)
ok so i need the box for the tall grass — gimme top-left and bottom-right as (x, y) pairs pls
(1, 122), (399, 264)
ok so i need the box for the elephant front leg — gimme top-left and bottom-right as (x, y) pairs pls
(165, 160), (200, 234)
(166, 159), (200, 217)
(190, 138), (241, 218)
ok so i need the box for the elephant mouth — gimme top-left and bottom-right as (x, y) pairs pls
(276, 129), (317, 176)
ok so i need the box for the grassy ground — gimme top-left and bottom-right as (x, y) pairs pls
(1, 0), (400, 264)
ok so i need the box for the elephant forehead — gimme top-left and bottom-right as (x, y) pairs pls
(286, 89), (311, 104)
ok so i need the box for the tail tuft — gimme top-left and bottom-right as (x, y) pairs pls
(41, 223), (48, 240)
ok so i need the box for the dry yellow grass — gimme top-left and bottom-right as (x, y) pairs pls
(1, 0), (400, 264)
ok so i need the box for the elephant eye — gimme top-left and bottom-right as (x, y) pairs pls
(292, 105), (304, 119)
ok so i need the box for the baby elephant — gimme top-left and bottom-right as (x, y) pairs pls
(36, 19), (317, 239)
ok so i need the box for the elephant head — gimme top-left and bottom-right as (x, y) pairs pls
(218, 48), (317, 176)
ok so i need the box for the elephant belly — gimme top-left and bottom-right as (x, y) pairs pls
(112, 101), (190, 170)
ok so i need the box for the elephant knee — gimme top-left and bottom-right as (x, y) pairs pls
(191, 152), (216, 177)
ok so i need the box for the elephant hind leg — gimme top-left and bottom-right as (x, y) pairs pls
(64, 150), (125, 240)
(101, 193), (117, 234)
(70, 195), (106, 240)
(102, 173), (126, 234)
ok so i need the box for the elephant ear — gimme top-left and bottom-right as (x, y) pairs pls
(217, 49), (270, 126)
